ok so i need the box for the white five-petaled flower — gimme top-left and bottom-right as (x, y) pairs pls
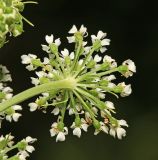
(20, 136), (37, 154)
(119, 82), (132, 97)
(91, 31), (110, 53)
(50, 122), (68, 142)
(67, 25), (87, 43)
(122, 59), (136, 77)
(94, 121), (109, 135)
(21, 54), (37, 71)
(71, 118), (89, 138)
(5, 105), (22, 122)
(109, 119), (128, 139)
(41, 34), (61, 53)
(61, 48), (74, 59)
(103, 55), (117, 68)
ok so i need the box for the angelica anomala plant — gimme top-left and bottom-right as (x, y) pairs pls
(0, 134), (36, 160)
(0, 0), (38, 48)
(0, 25), (136, 142)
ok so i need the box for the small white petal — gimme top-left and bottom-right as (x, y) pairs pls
(12, 113), (21, 122)
(100, 47), (107, 53)
(67, 36), (75, 43)
(26, 145), (35, 153)
(109, 128), (116, 138)
(81, 124), (88, 132)
(50, 128), (57, 137)
(94, 54), (102, 62)
(101, 39), (110, 46)
(79, 25), (87, 34)
(45, 34), (54, 44)
(73, 127), (81, 138)
(105, 101), (115, 109)
(56, 132), (65, 142)
(69, 25), (78, 34)
(28, 103), (38, 112)
(12, 105), (22, 111)
(118, 120), (128, 127)
(70, 52), (74, 59)
(52, 107), (60, 115)
(97, 31), (106, 39)
(25, 136), (37, 143)
(41, 45), (50, 53)
(55, 38), (61, 46)
(117, 128), (126, 139)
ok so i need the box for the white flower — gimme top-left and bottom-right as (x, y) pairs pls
(94, 122), (109, 135)
(41, 34), (61, 53)
(103, 55), (117, 68)
(119, 82), (132, 97)
(91, 31), (110, 53)
(19, 136), (36, 156)
(61, 48), (74, 59)
(50, 122), (68, 142)
(6, 105), (22, 122)
(21, 54), (37, 64)
(67, 25), (87, 43)
(71, 118), (89, 138)
(109, 119), (128, 139)
(122, 59), (136, 77)
(21, 54), (38, 71)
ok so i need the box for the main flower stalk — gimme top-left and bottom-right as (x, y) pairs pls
(0, 77), (77, 112)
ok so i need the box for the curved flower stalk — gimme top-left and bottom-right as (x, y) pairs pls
(0, 25), (136, 142)
(0, 134), (36, 160)
(0, 0), (38, 48)
(0, 65), (22, 128)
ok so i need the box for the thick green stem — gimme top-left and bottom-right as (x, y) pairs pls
(0, 78), (76, 112)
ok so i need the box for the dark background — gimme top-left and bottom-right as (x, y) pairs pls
(0, 0), (158, 160)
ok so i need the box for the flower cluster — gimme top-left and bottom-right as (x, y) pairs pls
(0, 0), (37, 48)
(0, 65), (22, 128)
(0, 134), (36, 160)
(21, 25), (136, 142)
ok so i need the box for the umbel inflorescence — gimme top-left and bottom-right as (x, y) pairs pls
(0, 0), (37, 48)
(21, 25), (136, 142)
(0, 134), (36, 160)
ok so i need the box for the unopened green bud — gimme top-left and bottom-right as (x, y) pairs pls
(12, 24), (23, 37)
